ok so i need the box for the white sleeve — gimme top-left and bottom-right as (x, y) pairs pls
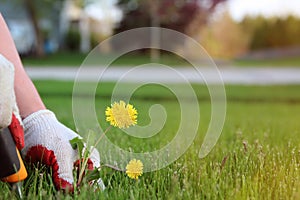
(0, 54), (15, 127)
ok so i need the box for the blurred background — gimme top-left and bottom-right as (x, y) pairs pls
(1, 0), (300, 66)
(1, 1), (300, 199)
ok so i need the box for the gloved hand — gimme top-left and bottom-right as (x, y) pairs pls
(22, 110), (105, 192)
(0, 54), (24, 150)
(0, 54), (103, 191)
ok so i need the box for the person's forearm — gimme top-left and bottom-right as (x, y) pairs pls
(0, 14), (45, 118)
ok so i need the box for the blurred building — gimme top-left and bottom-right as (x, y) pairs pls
(0, 0), (122, 55)
(60, 0), (122, 53)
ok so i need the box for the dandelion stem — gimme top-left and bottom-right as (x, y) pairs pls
(102, 163), (124, 172)
(93, 126), (112, 150)
(77, 126), (112, 185)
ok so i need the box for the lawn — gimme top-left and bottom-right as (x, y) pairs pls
(21, 51), (190, 67)
(1, 81), (300, 199)
(22, 51), (300, 67)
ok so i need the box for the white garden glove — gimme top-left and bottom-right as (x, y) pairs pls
(22, 110), (105, 192)
(0, 54), (24, 149)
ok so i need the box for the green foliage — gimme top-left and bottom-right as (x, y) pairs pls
(65, 29), (81, 51)
(200, 11), (250, 59)
(241, 15), (300, 50)
(70, 137), (85, 156)
(199, 12), (300, 58)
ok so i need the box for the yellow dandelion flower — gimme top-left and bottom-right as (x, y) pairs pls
(126, 159), (143, 180)
(105, 101), (138, 128)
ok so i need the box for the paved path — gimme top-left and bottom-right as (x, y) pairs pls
(25, 66), (300, 85)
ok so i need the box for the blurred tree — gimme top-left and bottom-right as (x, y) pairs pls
(24, 0), (44, 57)
(200, 11), (250, 59)
(23, 0), (95, 56)
(241, 15), (300, 50)
(285, 16), (300, 46)
(114, 0), (226, 59)
(115, 0), (227, 36)
(241, 16), (266, 50)
(23, 0), (63, 57)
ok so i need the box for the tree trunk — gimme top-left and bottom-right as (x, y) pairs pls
(24, 0), (44, 57)
(79, 12), (90, 53)
(150, 0), (160, 62)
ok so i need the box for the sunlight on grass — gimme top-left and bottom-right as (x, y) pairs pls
(1, 82), (299, 199)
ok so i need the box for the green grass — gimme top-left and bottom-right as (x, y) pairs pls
(1, 81), (300, 199)
(22, 51), (300, 67)
(22, 51), (88, 66)
(22, 51), (190, 67)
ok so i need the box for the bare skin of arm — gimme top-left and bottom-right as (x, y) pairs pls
(0, 14), (45, 119)
(0, 14), (104, 191)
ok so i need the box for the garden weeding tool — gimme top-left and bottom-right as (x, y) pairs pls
(0, 127), (27, 199)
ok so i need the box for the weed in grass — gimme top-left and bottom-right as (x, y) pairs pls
(1, 83), (299, 199)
